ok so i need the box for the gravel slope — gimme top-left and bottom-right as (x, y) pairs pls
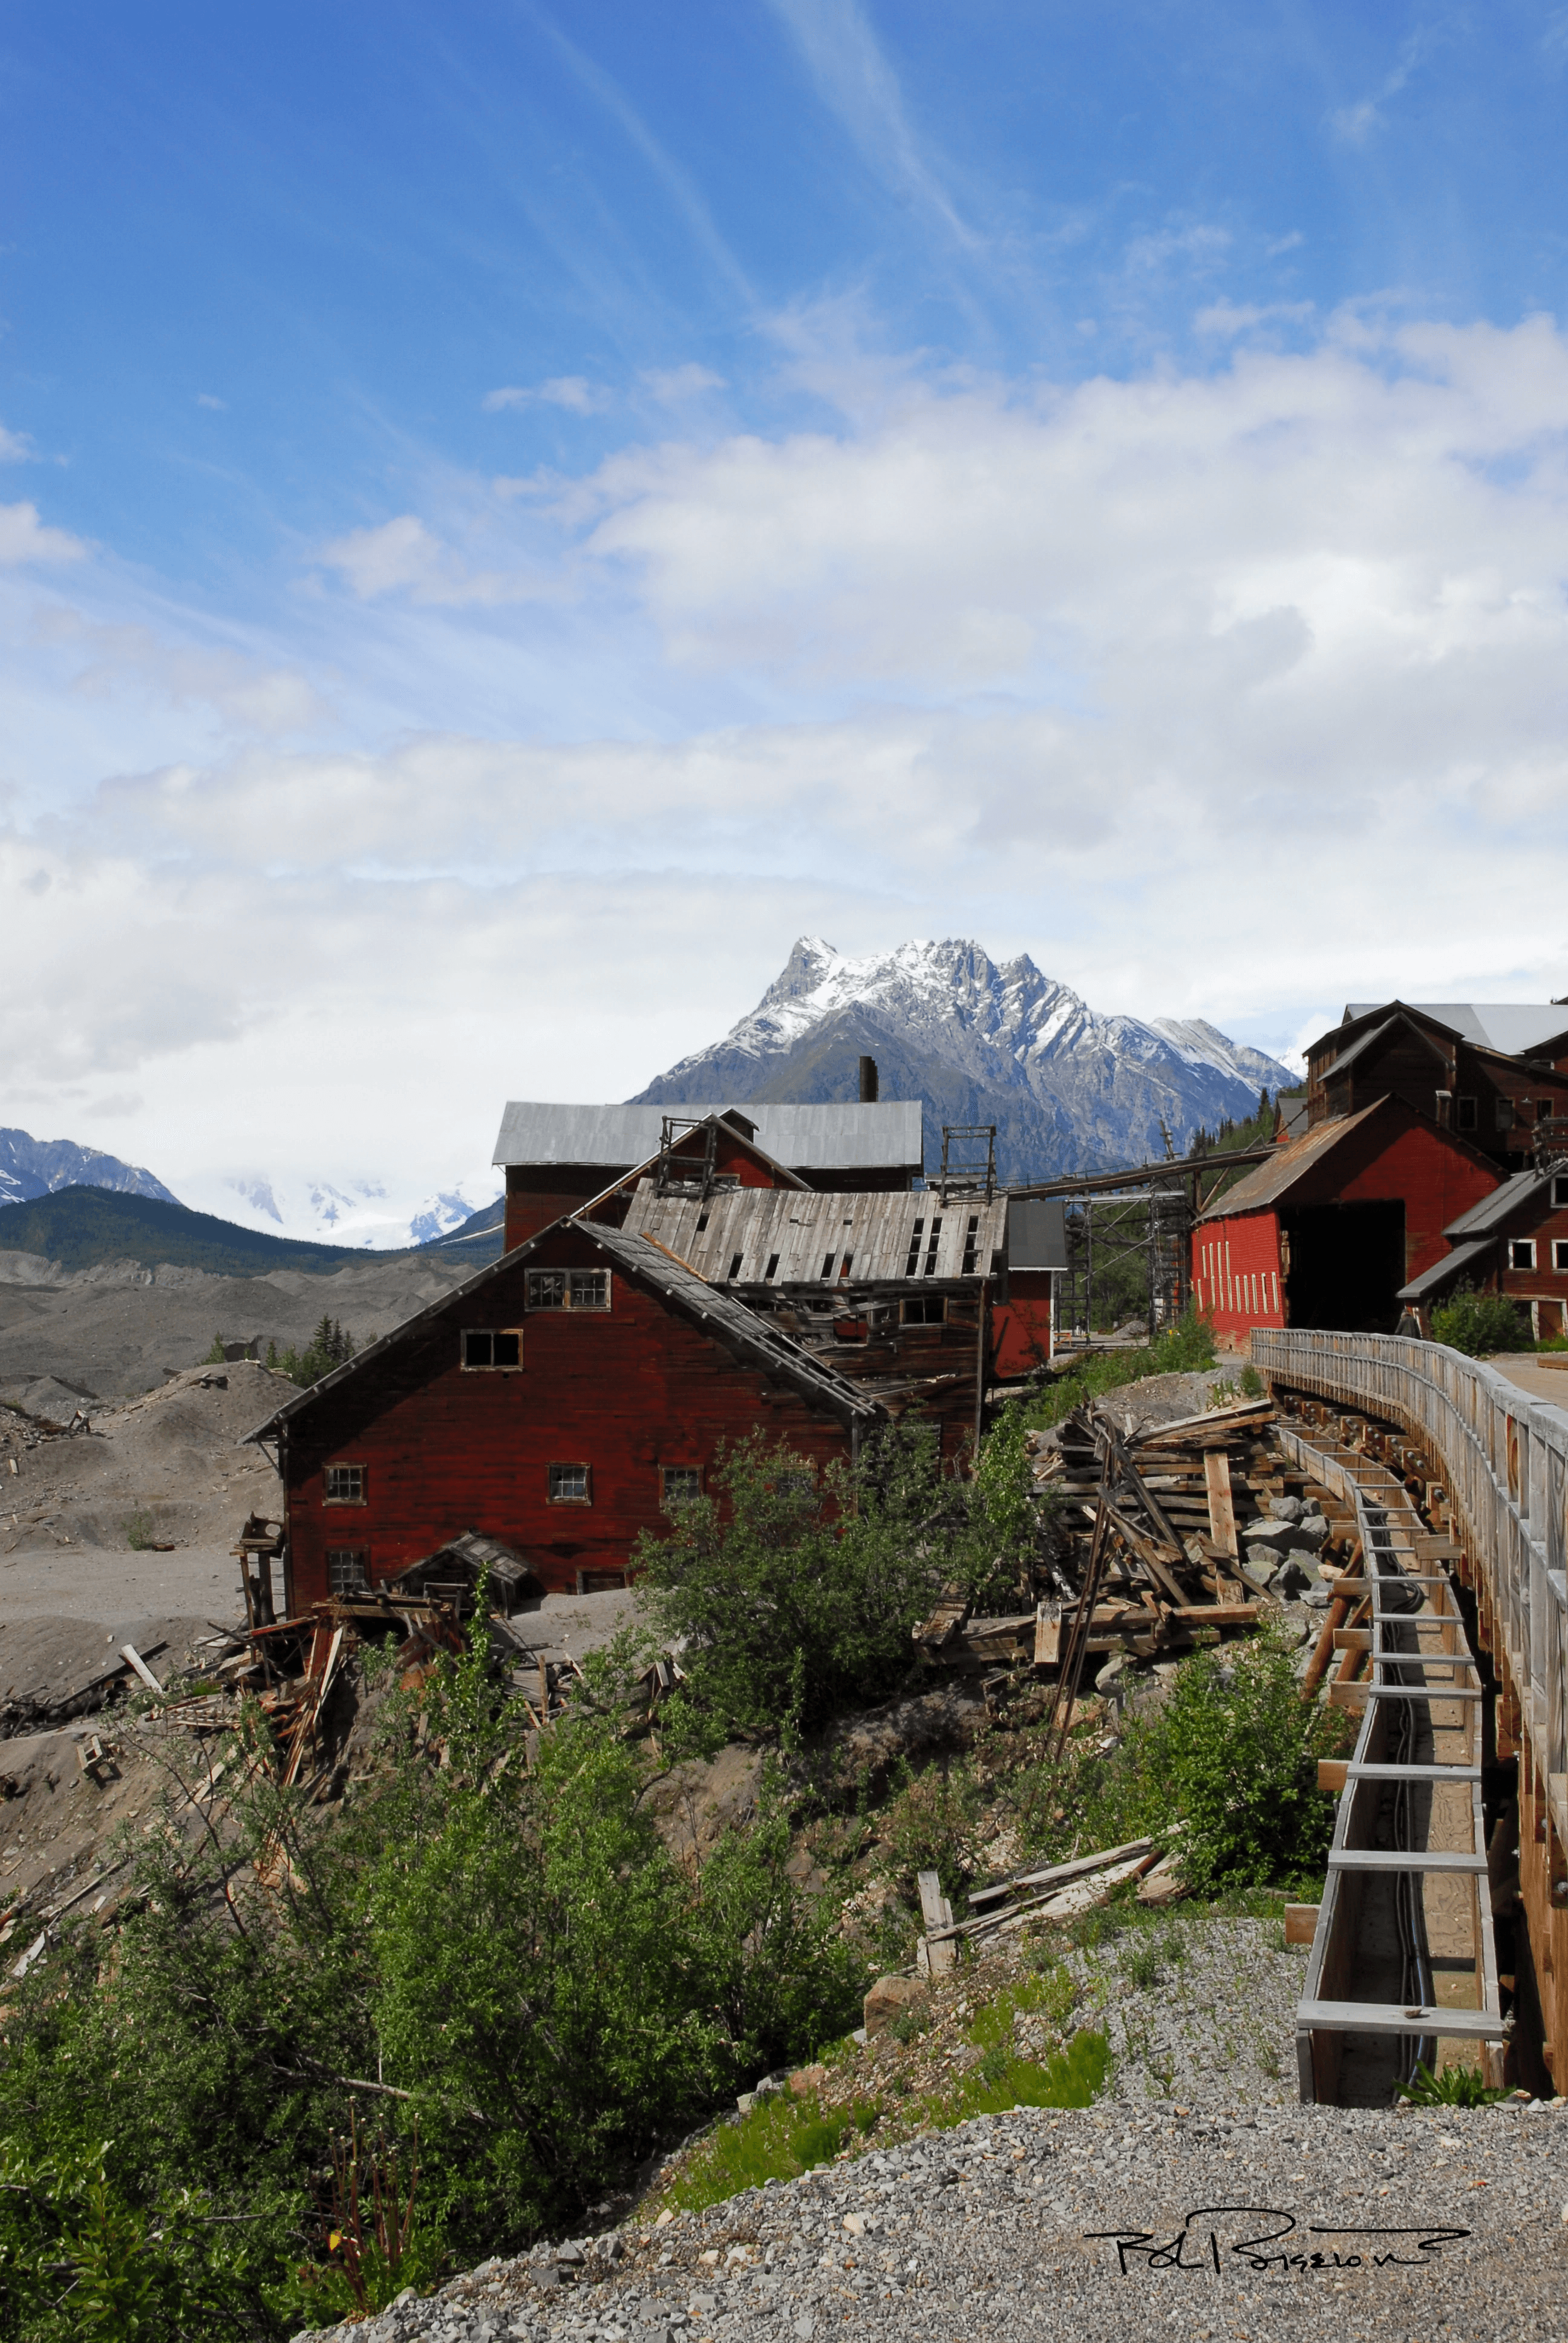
(306, 2100), (1568, 2343)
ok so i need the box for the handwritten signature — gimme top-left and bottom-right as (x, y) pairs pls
(1085, 2204), (1471, 2277)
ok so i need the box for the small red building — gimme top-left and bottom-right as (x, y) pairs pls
(1192, 1095), (1500, 1346)
(1399, 1161), (1568, 1340)
(246, 1215), (885, 1613)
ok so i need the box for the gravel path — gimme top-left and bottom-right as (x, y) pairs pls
(1069, 1913), (1303, 2109)
(306, 2101), (1568, 2343)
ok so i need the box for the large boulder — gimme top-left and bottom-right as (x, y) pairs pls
(863, 1974), (930, 2040)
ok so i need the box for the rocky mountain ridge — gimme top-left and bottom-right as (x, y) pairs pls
(0, 1127), (178, 1211)
(633, 937), (1295, 1181)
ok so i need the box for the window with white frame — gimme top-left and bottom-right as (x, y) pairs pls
(1555, 1239), (1568, 1272)
(661, 1466), (701, 1507)
(548, 1462), (591, 1504)
(462, 1328), (522, 1369)
(526, 1268), (611, 1311)
(324, 1464), (365, 1503)
(1509, 1238), (1536, 1271)
(326, 1547), (368, 1593)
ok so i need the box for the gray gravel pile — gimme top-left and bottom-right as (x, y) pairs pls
(302, 2100), (1568, 2343)
(1068, 1913), (1304, 2109)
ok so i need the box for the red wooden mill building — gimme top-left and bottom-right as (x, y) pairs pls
(1192, 1095), (1500, 1345)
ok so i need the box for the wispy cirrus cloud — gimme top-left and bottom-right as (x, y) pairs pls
(768, 0), (979, 251)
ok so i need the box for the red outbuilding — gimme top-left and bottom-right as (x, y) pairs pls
(245, 1214), (885, 1614)
(1191, 1095), (1500, 1346)
(1398, 1159), (1568, 1340)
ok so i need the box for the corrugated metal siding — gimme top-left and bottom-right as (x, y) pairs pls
(491, 1100), (924, 1172)
(622, 1185), (1006, 1285)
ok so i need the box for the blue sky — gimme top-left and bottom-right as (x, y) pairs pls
(3, 2), (1568, 1233)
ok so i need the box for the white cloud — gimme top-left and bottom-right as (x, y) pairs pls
(0, 424), (34, 462)
(8, 309), (1568, 1204)
(641, 364), (726, 402)
(196, 392), (228, 411)
(32, 609), (333, 736)
(0, 502), (85, 565)
(315, 514), (552, 607)
(1194, 298), (1315, 338)
(482, 376), (613, 415)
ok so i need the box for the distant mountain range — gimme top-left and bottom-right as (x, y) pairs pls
(633, 937), (1295, 1182)
(0, 1128), (179, 1210)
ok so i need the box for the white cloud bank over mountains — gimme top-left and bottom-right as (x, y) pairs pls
(2, 308), (1567, 1210)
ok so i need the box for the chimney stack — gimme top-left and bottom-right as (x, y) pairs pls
(858, 1055), (879, 1103)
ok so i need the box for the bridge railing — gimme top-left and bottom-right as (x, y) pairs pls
(1253, 1329), (1568, 1821)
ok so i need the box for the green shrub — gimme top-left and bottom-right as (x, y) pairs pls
(123, 1509), (155, 1552)
(637, 1422), (1036, 1741)
(1431, 1289), (1533, 1358)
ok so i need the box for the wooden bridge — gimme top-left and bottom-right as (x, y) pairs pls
(1254, 1328), (1568, 2102)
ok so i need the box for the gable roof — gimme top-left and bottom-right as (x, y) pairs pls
(241, 1213), (886, 1446)
(1344, 1002), (1568, 1059)
(580, 1110), (810, 1218)
(1323, 1012), (1449, 1081)
(1442, 1165), (1555, 1239)
(492, 1099), (924, 1173)
(1195, 1098), (1388, 1219)
(621, 1183), (1007, 1285)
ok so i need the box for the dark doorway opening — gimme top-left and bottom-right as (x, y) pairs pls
(1282, 1201), (1406, 1332)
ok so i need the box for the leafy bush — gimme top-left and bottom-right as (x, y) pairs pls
(637, 1423), (1037, 1741)
(123, 1508), (155, 1551)
(1431, 1288), (1533, 1358)
(0, 1614), (869, 2333)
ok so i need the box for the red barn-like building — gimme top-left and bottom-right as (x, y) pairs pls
(245, 1216), (884, 1614)
(1192, 1095), (1499, 1346)
(1399, 1161), (1568, 1340)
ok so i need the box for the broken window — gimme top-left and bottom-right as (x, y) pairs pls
(1554, 1175), (1568, 1209)
(765, 1254), (780, 1280)
(1510, 1238), (1536, 1270)
(462, 1328), (522, 1369)
(820, 1250), (837, 1278)
(727, 1253), (743, 1280)
(923, 1217), (943, 1276)
(661, 1466), (701, 1507)
(902, 1295), (947, 1325)
(1497, 1097), (1516, 1132)
(961, 1213), (981, 1276)
(548, 1463), (591, 1504)
(904, 1217), (925, 1276)
(326, 1548), (368, 1593)
(324, 1464), (365, 1504)
(527, 1270), (610, 1311)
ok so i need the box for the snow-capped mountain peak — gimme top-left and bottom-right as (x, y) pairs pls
(635, 937), (1292, 1181)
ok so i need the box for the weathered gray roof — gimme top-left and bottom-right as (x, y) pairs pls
(1345, 1003), (1568, 1058)
(492, 1099), (924, 1172)
(1442, 1166), (1552, 1239)
(1324, 1014), (1446, 1080)
(243, 1213), (885, 1443)
(621, 1185), (1005, 1285)
(1397, 1240), (1492, 1302)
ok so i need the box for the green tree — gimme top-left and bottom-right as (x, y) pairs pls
(1431, 1288), (1532, 1358)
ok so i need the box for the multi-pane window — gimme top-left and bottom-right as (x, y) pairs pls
(527, 1269), (611, 1311)
(324, 1464), (365, 1503)
(462, 1328), (522, 1369)
(326, 1548), (368, 1593)
(1510, 1238), (1537, 1271)
(548, 1463), (591, 1504)
(661, 1466), (702, 1507)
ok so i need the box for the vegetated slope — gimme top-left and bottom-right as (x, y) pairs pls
(633, 937), (1295, 1182)
(0, 1126), (178, 1208)
(0, 1187), (408, 1277)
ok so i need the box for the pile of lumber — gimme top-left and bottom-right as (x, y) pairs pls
(915, 1837), (1166, 1973)
(1025, 1395), (1289, 1707)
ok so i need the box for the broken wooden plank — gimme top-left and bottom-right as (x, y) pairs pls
(1203, 1448), (1239, 1559)
(119, 1643), (166, 1695)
